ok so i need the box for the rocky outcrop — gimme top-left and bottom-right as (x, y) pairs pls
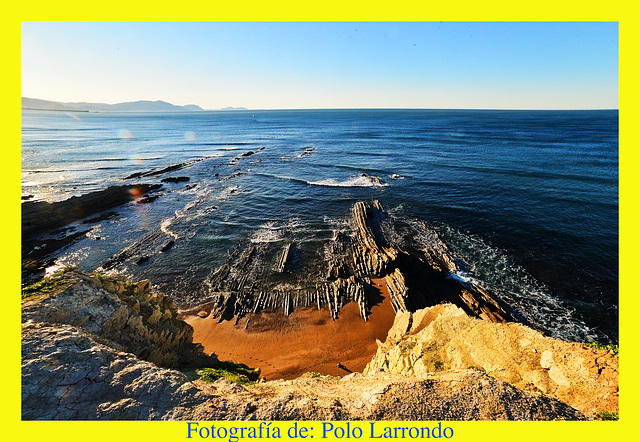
(21, 321), (211, 420)
(190, 370), (586, 421)
(22, 270), (217, 368)
(198, 200), (520, 328)
(21, 184), (164, 279)
(275, 243), (293, 273)
(21, 318), (586, 420)
(349, 201), (518, 323)
(351, 201), (398, 276)
(364, 304), (618, 416)
(21, 184), (162, 237)
(21, 270), (593, 421)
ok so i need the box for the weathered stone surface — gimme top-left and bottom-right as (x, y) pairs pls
(192, 370), (586, 421)
(275, 242), (293, 273)
(22, 270), (592, 421)
(22, 320), (212, 420)
(22, 270), (217, 368)
(351, 200), (399, 276)
(21, 320), (586, 421)
(364, 304), (618, 416)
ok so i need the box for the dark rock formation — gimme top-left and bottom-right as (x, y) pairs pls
(161, 176), (190, 183)
(22, 184), (162, 237)
(198, 200), (521, 327)
(99, 228), (175, 271)
(349, 201), (519, 323)
(124, 159), (202, 180)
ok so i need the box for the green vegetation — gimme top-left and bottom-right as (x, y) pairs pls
(584, 342), (619, 357)
(597, 410), (619, 421)
(21, 267), (74, 299)
(196, 361), (261, 385)
(93, 272), (107, 282)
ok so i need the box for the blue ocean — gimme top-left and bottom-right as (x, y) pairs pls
(21, 109), (619, 343)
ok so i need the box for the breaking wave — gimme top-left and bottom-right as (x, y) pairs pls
(307, 174), (388, 188)
(436, 224), (603, 343)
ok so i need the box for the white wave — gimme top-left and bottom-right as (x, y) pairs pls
(438, 225), (601, 342)
(218, 185), (241, 202)
(160, 218), (179, 240)
(250, 221), (283, 243)
(447, 271), (472, 284)
(249, 218), (303, 244)
(308, 174), (388, 188)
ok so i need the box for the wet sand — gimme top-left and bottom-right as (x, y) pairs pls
(182, 278), (396, 380)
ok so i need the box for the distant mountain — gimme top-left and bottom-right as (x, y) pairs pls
(22, 97), (71, 111)
(22, 97), (205, 112)
(221, 106), (248, 111)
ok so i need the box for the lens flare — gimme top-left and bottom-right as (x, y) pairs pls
(66, 112), (82, 121)
(185, 131), (196, 142)
(118, 129), (132, 141)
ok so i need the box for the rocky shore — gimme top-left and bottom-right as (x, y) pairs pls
(22, 269), (617, 420)
(198, 200), (521, 326)
(21, 183), (164, 279)
(21, 194), (618, 421)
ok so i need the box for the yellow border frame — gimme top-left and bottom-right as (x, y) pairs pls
(7, 4), (632, 441)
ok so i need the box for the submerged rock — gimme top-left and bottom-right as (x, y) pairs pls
(22, 184), (162, 237)
(161, 176), (190, 183)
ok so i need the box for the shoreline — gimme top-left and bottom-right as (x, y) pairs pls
(182, 278), (396, 379)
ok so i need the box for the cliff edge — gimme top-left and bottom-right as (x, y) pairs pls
(21, 269), (616, 420)
(364, 304), (618, 416)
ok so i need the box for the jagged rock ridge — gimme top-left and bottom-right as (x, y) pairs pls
(200, 200), (520, 326)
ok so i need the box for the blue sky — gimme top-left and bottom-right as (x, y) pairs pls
(21, 22), (618, 109)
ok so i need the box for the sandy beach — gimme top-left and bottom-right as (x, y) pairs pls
(182, 278), (396, 379)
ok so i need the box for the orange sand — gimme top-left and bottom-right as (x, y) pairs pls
(182, 278), (396, 380)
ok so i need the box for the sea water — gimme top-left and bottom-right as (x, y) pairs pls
(21, 108), (619, 342)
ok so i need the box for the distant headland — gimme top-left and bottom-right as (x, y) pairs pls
(21, 97), (246, 112)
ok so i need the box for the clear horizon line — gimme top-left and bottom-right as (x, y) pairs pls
(202, 107), (619, 111)
(22, 106), (620, 112)
(21, 97), (618, 112)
